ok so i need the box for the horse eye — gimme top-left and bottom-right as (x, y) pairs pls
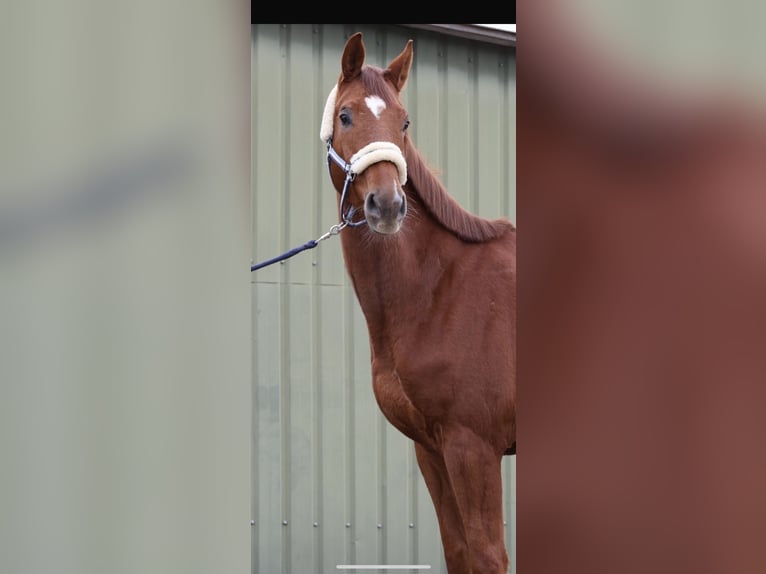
(339, 110), (352, 127)
(403, 118), (411, 132)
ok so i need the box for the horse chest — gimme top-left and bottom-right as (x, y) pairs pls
(370, 364), (431, 445)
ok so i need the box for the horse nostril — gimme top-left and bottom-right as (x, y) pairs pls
(398, 193), (407, 218)
(365, 192), (381, 217)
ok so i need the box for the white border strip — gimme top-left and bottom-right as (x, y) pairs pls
(475, 23), (516, 33)
(336, 566), (431, 570)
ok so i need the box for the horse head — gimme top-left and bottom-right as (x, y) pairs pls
(321, 32), (413, 234)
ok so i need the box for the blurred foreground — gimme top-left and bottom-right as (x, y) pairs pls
(1, 3), (251, 574)
(519, 2), (766, 574)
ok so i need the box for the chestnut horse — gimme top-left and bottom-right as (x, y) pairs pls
(321, 33), (516, 573)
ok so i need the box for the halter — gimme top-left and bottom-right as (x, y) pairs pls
(326, 138), (366, 227)
(326, 138), (409, 228)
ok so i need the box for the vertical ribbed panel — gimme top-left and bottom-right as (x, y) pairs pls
(252, 24), (516, 574)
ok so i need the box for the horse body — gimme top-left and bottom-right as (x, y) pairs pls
(325, 33), (516, 573)
(340, 149), (516, 456)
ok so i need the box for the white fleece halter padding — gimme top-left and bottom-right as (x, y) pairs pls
(320, 84), (408, 186)
(319, 85), (337, 144)
(349, 142), (407, 186)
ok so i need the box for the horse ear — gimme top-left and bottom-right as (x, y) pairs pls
(341, 32), (365, 83)
(385, 39), (414, 93)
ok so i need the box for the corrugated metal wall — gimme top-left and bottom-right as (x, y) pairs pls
(252, 23), (516, 574)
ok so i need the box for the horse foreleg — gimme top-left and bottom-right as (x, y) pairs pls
(414, 443), (472, 573)
(441, 428), (509, 574)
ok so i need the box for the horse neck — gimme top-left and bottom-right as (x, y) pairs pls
(339, 195), (451, 343)
(402, 138), (514, 243)
(340, 138), (512, 342)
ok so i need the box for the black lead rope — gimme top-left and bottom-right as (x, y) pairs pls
(250, 239), (319, 272)
(250, 139), (364, 272)
(250, 222), (347, 272)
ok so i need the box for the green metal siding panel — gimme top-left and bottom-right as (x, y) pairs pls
(317, 285), (349, 572)
(252, 23), (515, 574)
(252, 24), (286, 285)
(505, 56), (517, 224)
(444, 41), (473, 208)
(505, 455), (518, 568)
(253, 282), (284, 573)
(409, 37), (443, 179)
(480, 43), (517, 225)
(286, 283), (316, 572)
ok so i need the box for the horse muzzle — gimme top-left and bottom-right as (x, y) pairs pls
(364, 187), (407, 234)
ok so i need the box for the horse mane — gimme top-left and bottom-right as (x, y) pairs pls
(355, 65), (514, 242)
(404, 137), (515, 242)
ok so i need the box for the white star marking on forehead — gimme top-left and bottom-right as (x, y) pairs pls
(365, 95), (386, 119)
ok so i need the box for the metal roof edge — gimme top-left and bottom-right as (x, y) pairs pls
(398, 24), (516, 48)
